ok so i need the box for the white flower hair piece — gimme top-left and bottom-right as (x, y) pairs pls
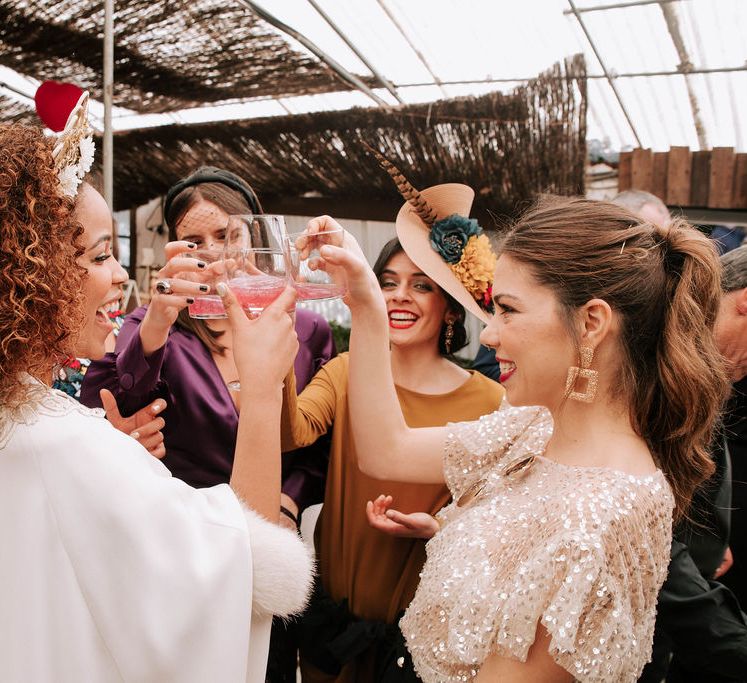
(51, 92), (95, 198)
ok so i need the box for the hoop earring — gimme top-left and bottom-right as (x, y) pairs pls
(444, 320), (455, 354)
(565, 346), (598, 403)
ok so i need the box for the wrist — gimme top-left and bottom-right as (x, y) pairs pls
(279, 504), (299, 527)
(280, 492), (299, 514)
(348, 290), (386, 318)
(140, 309), (171, 356)
(239, 384), (284, 402)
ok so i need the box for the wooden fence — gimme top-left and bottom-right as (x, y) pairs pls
(618, 147), (747, 210)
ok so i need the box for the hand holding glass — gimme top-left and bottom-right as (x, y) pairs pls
(286, 226), (346, 302)
(221, 215), (293, 391)
(223, 214), (291, 314)
(185, 249), (228, 319)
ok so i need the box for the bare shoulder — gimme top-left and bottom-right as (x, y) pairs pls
(606, 442), (659, 477)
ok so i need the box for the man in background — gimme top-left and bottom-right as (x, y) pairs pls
(612, 189), (671, 226)
(716, 246), (747, 610)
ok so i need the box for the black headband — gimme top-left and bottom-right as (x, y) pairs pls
(163, 166), (261, 227)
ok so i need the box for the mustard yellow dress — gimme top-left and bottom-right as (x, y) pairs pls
(281, 353), (503, 683)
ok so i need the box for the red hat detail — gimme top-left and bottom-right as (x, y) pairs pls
(34, 81), (84, 132)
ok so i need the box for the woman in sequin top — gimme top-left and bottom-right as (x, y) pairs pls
(310, 196), (729, 682)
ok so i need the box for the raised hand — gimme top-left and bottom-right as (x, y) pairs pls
(299, 215), (348, 252)
(100, 388), (167, 459)
(365, 494), (440, 540)
(140, 241), (212, 355)
(217, 282), (299, 390)
(300, 216), (381, 310)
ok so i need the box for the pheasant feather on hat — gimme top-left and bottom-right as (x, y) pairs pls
(365, 143), (496, 323)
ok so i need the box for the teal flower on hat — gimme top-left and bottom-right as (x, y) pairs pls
(430, 214), (481, 264)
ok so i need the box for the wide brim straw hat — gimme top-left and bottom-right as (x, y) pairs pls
(395, 183), (491, 325)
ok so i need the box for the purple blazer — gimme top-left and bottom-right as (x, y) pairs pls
(81, 306), (336, 511)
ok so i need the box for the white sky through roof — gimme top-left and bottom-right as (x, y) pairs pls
(1, 0), (745, 151)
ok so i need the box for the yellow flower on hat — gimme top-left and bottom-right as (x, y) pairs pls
(450, 234), (496, 302)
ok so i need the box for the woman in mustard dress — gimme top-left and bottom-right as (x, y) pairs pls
(285, 232), (502, 682)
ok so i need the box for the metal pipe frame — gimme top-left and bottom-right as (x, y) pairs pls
(375, 0), (448, 99)
(567, 0), (643, 146)
(393, 65), (747, 87)
(305, 0), (403, 104)
(103, 0), (113, 210)
(236, 0), (389, 107)
(660, 2), (708, 149)
(563, 0), (681, 13)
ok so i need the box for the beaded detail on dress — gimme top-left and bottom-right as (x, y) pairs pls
(401, 405), (674, 683)
(0, 376), (105, 450)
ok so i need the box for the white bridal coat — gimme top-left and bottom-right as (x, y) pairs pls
(0, 380), (313, 682)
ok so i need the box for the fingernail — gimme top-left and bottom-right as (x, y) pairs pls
(187, 242), (197, 249)
(197, 261), (206, 269)
(216, 282), (227, 297)
(129, 430), (140, 440)
(199, 284), (209, 292)
(152, 402), (164, 413)
(186, 297), (195, 304)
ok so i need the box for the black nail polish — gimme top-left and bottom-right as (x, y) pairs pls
(197, 261), (206, 269)
(187, 242), (197, 249)
(186, 297), (195, 304)
(199, 284), (209, 292)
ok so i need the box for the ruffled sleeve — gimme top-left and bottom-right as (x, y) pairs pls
(427, 472), (671, 682)
(503, 482), (671, 681)
(443, 404), (552, 502)
(80, 306), (169, 415)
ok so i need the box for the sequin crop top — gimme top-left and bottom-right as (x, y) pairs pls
(400, 405), (674, 683)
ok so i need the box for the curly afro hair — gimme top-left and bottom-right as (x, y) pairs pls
(0, 123), (86, 412)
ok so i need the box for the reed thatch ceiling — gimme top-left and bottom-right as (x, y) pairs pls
(0, 93), (36, 124)
(108, 55), (587, 219)
(0, 0), (366, 113)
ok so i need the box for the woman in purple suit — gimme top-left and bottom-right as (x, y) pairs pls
(82, 168), (335, 527)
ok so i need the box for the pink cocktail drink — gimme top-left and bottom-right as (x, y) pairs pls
(294, 281), (345, 301)
(188, 295), (226, 319)
(229, 275), (288, 311)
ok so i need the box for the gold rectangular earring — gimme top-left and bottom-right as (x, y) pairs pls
(565, 346), (598, 403)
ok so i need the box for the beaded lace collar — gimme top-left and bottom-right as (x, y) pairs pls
(0, 375), (104, 450)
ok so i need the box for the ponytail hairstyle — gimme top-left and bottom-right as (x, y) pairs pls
(498, 196), (729, 521)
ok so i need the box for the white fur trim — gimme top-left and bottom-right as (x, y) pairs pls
(241, 505), (315, 618)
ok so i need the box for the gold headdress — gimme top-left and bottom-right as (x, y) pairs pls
(51, 92), (95, 198)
